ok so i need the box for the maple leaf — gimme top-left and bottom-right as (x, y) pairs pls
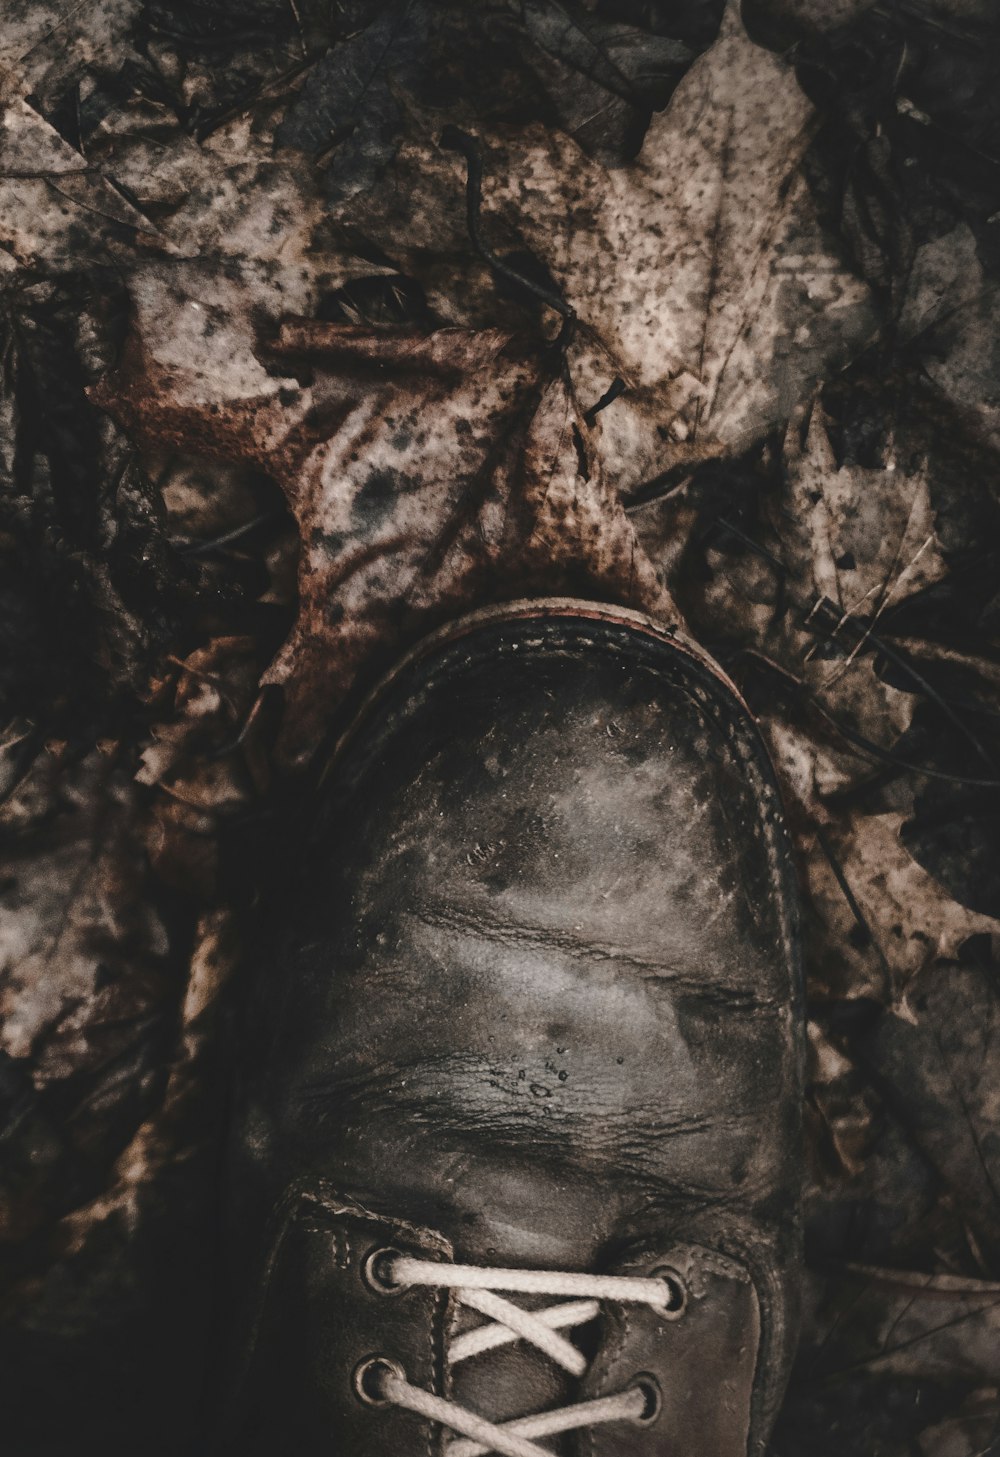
(342, 8), (875, 496)
(748, 400), (951, 796)
(88, 11), (877, 768)
(789, 805), (998, 1001)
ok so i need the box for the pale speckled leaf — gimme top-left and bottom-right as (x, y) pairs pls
(478, 9), (874, 492)
(95, 320), (675, 764)
(335, 11), (875, 495)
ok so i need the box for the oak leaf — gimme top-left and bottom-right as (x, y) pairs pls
(95, 321), (673, 763)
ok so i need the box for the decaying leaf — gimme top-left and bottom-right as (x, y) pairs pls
(774, 1267), (1000, 1457)
(3, 1), (1000, 1452)
(858, 955), (1000, 1265)
(745, 398), (950, 797)
(791, 805), (998, 1002)
(0, 749), (169, 1081)
(94, 320), (674, 763)
(343, 8), (875, 494)
(801, 1265), (1000, 1387)
(0, 747), (175, 1264)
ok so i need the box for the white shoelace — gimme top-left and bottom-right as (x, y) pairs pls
(357, 1251), (685, 1457)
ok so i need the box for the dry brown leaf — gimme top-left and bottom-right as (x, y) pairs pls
(788, 801), (999, 1001)
(799, 1265), (1000, 1386)
(352, 7), (875, 494)
(95, 321), (674, 765)
(0, 750), (169, 1084)
(857, 956), (1000, 1261)
(779, 402), (947, 627)
(745, 401), (950, 797)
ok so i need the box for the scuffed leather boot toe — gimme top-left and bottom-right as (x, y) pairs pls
(218, 600), (803, 1457)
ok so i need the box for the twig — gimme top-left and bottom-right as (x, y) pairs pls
(177, 511), (280, 557)
(584, 376), (627, 426)
(815, 825), (893, 1001)
(439, 125), (577, 349)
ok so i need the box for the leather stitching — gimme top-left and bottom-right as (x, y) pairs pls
(228, 1180), (454, 1454)
(583, 1301), (627, 1457)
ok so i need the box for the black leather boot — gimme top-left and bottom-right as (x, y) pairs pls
(217, 599), (803, 1457)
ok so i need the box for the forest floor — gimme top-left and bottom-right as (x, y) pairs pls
(1, 2), (999, 1452)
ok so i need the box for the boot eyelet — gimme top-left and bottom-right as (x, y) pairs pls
(652, 1265), (687, 1318)
(352, 1355), (406, 1407)
(362, 1246), (409, 1295)
(631, 1373), (663, 1426)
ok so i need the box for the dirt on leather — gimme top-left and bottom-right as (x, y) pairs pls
(1, 2), (1000, 1454)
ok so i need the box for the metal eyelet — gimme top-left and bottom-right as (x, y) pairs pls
(352, 1355), (406, 1407)
(362, 1246), (409, 1296)
(631, 1372), (663, 1426)
(652, 1265), (687, 1318)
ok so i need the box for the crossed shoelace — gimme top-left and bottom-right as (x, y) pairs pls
(355, 1251), (686, 1457)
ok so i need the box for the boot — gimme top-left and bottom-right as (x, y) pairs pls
(216, 599), (804, 1456)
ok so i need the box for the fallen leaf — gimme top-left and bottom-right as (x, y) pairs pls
(779, 402), (948, 624)
(346, 7), (875, 494)
(276, 0), (430, 202)
(774, 1267), (1000, 1457)
(790, 803), (998, 1001)
(857, 955), (1000, 1264)
(799, 1265), (1000, 1386)
(0, 750), (170, 1083)
(95, 320), (675, 764)
(748, 399), (950, 794)
(0, 747), (180, 1272)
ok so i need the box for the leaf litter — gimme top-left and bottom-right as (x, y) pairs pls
(1, 0), (999, 1451)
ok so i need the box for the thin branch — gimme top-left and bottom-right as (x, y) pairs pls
(439, 125), (577, 349)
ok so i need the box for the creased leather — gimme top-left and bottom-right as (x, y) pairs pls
(219, 602), (804, 1456)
